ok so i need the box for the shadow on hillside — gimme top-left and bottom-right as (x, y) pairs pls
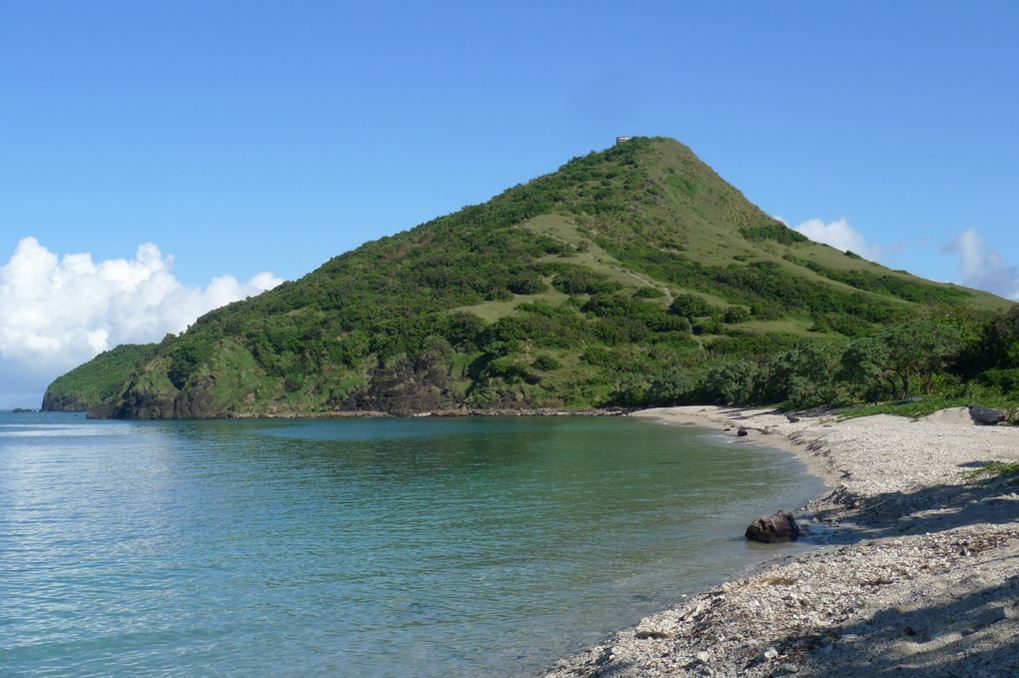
(804, 471), (1019, 546)
(777, 574), (1019, 676)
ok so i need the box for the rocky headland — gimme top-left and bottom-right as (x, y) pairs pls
(546, 406), (1019, 677)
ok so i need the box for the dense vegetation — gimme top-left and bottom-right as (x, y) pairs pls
(42, 137), (1015, 418)
(697, 308), (1019, 410)
(42, 344), (157, 412)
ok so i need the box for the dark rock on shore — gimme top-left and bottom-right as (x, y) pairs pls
(745, 510), (801, 543)
(737, 427), (749, 437)
(968, 405), (1005, 426)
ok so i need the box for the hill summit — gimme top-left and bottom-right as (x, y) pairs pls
(43, 137), (1008, 418)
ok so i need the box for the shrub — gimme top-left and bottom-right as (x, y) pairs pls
(723, 306), (751, 323)
(693, 317), (721, 335)
(507, 274), (548, 295)
(532, 354), (561, 371)
(739, 222), (808, 245)
(670, 293), (713, 318)
(552, 268), (622, 295)
(751, 303), (783, 320)
(634, 286), (665, 299)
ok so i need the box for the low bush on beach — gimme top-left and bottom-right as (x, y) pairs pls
(963, 461), (1019, 482)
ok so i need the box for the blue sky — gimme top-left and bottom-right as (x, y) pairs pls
(0, 1), (1017, 405)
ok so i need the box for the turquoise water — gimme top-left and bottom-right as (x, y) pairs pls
(0, 412), (823, 676)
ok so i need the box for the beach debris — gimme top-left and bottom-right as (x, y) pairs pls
(745, 511), (801, 543)
(763, 647), (779, 660)
(968, 405), (1005, 426)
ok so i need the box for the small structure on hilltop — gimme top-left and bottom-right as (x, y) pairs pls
(615, 136), (632, 144)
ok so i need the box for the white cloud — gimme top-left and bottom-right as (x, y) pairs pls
(943, 227), (1019, 300)
(794, 218), (882, 261)
(0, 237), (283, 405)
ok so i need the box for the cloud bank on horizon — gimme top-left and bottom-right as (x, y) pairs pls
(793, 218), (883, 262)
(943, 228), (1019, 301)
(790, 218), (1019, 301)
(0, 237), (282, 407)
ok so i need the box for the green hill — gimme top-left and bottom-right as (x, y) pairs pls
(42, 343), (158, 413)
(43, 137), (1014, 418)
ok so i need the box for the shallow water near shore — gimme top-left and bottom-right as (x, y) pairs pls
(1, 411), (824, 676)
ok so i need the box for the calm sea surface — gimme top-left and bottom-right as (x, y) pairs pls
(0, 411), (824, 676)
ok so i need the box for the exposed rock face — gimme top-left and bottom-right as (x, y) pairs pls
(969, 405), (1005, 426)
(745, 510), (801, 543)
(170, 376), (222, 418)
(94, 376), (223, 419)
(340, 350), (471, 416)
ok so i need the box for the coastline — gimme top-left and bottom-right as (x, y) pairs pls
(62, 407), (634, 420)
(545, 406), (1019, 677)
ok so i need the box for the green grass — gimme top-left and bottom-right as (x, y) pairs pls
(963, 461), (1019, 482)
(742, 319), (817, 336)
(452, 286), (571, 321)
(42, 343), (157, 411)
(839, 396), (1019, 421)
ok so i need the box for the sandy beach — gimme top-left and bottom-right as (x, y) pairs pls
(546, 406), (1019, 677)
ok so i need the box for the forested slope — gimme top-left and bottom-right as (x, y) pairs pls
(42, 137), (1015, 418)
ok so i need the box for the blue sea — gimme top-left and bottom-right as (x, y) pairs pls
(0, 412), (823, 676)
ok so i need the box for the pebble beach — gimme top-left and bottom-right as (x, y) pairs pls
(546, 406), (1019, 677)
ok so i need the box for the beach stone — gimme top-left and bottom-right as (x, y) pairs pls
(745, 511), (801, 543)
(968, 406), (1005, 425)
(737, 427), (749, 437)
(764, 647), (779, 660)
(785, 414), (800, 423)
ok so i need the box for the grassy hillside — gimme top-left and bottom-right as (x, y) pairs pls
(43, 137), (1014, 417)
(42, 343), (157, 412)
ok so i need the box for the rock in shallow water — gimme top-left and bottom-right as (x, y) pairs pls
(745, 510), (802, 543)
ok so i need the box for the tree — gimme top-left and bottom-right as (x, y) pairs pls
(646, 369), (695, 405)
(880, 321), (963, 397)
(784, 341), (846, 408)
(704, 359), (759, 405)
(840, 337), (896, 402)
